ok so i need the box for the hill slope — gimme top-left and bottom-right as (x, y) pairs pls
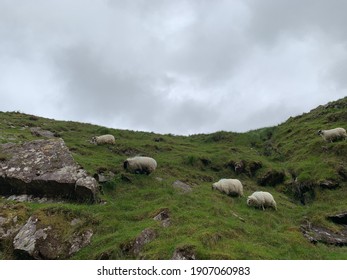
(0, 97), (347, 259)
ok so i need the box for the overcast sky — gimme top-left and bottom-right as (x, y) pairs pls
(0, 0), (346, 135)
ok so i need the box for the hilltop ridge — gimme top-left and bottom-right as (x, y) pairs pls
(0, 96), (346, 259)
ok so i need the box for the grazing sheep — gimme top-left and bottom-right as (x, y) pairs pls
(247, 191), (277, 210)
(212, 179), (244, 197)
(91, 134), (115, 145)
(317, 128), (346, 142)
(123, 156), (157, 175)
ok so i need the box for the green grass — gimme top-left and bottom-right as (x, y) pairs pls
(1, 97), (347, 259)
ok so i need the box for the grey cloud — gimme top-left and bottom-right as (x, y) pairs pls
(53, 44), (219, 135)
(0, 0), (346, 135)
(164, 98), (219, 135)
(246, 0), (347, 44)
(328, 55), (347, 90)
(167, 1), (252, 85)
(53, 45), (163, 119)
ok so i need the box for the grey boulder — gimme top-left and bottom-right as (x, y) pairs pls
(0, 139), (99, 203)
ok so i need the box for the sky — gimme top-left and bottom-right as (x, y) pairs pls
(0, 0), (346, 135)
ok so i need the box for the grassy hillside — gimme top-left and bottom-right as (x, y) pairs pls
(1, 97), (347, 259)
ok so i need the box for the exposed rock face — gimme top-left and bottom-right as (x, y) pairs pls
(13, 216), (50, 259)
(301, 220), (347, 246)
(13, 212), (94, 259)
(0, 139), (99, 203)
(75, 177), (99, 202)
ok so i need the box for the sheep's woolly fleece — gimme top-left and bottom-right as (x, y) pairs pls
(247, 191), (277, 210)
(212, 179), (244, 197)
(318, 127), (347, 142)
(91, 134), (115, 145)
(124, 156), (157, 175)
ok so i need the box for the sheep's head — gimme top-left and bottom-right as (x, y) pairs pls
(91, 136), (97, 144)
(317, 130), (323, 136)
(247, 196), (256, 206)
(123, 160), (129, 170)
(212, 183), (217, 190)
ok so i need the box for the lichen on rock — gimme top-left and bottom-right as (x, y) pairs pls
(0, 139), (99, 203)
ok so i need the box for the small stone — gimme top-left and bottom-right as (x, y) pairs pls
(132, 228), (157, 256)
(70, 218), (82, 226)
(172, 245), (196, 260)
(69, 230), (93, 255)
(122, 228), (157, 257)
(153, 208), (171, 227)
(30, 127), (56, 138)
(172, 180), (192, 193)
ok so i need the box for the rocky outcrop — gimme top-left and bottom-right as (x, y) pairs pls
(13, 211), (94, 259)
(301, 220), (347, 246)
(0, 139), (99, 203)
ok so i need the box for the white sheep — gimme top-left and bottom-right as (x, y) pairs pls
(247, 191), (277, 210)
(317, 128), (346, 142)
(212, 179), (244, 197)
(91, 134), (115, 145)
(123, 156), (157, 175)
